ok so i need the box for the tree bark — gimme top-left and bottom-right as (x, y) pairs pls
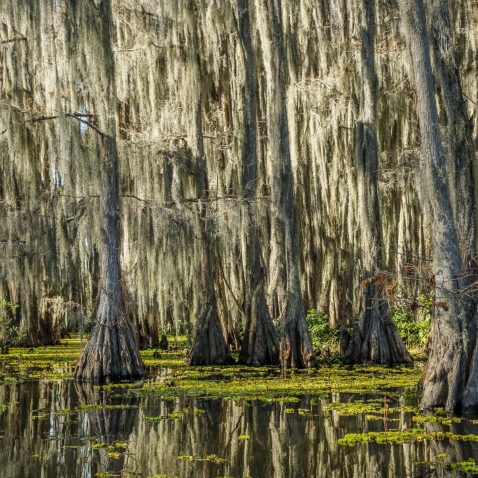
(237, 0), (279, 366)
(429, 0), (476, 272)
(255, 0), (313, 368)
(400, 0), (477, 411)
(345, 0), (412, 366)
(74, 0), (144, 384)
(186, 0), (232, 366)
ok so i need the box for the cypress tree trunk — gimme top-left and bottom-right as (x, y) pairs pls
(429, 1), (478, 412)
(255, 0), (313, 368)
(429, 0), (476, 272)
(187, 0), (232, 366)
(74, 0), (144, 383)
(237, 0), (279, 366)
(345, 0), (412, 366)
(400, 0), (477, 411)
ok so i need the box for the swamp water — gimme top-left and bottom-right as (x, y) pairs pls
(0, 342), (478, 477)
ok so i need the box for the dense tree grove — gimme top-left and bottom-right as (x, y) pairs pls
(1, 0), (478, 406)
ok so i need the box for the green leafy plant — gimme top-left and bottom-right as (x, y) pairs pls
(391, 294), (431, 351)
(306, 310), (341, 361)
(0, 298), (24, 353)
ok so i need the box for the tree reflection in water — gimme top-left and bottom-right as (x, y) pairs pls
(0, 379), (478, 477)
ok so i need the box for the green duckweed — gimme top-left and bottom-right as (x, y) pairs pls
(338, 429), (478, 446)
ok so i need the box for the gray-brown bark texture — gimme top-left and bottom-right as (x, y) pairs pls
(1, 1), (478, 378)
(345, 0), (411, 366)
(72, 0), (144, 383)
(237, 0), (278, 366)
(255, 0), (313, 368)
(185, 0), (232, 365)
(400, 0), (477, 412)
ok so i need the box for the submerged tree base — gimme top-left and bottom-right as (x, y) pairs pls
(75, 320), (144, 384)
(420, 300), (478, 413)
(280, 299), (315, 369)
(188, 305), (233, 366)
(344, 285), (412, 366)
(239, 291), (279, 366)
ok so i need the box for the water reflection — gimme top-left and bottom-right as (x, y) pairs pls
(0, 378), (477, 477)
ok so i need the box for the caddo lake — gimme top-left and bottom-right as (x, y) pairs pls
(1, 340), (478, 478)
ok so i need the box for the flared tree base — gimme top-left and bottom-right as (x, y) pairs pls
(280, 298), (314, 369)
(188, 305), (233, 365)
(239, 292), (279, 366)
(421, 301), (478, 412)
(345, 285), (412, 366)
(75, 314), (145, 384)
(137, 320), (160, 350)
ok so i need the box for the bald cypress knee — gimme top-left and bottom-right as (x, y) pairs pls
(74, 0), (144, 383)
(237, 0), (279, 366)
(400, 0), (477, 411)
(255, 0), (313, 368)
(345, 0), (411, 366)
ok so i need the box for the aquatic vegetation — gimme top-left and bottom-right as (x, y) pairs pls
(105, 452), (122, 459)
(77, 404), (138, 412)
(182, 407), (205, 415)
(418, 457), (478, 475)
(450, 459), (478, 475)
(0, 338), (423, 404)
(412, 414), (463, 426)
(145, 411), (184, 422)
(91, 441), (129, 457)
(324, 400), (383, 416)
(125, 363), (422, 401)
(0, 337), (183, 383)
(147, 475), (179, 478)
(324, 399), (417, 417)
(177, 454), (227, 464)
(238, 434), (250, 440)
(0, 338), (82, 383)
(92, 442), (107, 450)
(338, 429), (478, 446)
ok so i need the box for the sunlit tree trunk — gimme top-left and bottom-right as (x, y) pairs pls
(400, 0), (477, 411)
(345, 0), (411, 366)
(429, 1), (478, 412)
(255, 0), (313, 368)
(429, 0), (476, 272)
(186, 0), (232, 365)
(74, 0), (144, 383)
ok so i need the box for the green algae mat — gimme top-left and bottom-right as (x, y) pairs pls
(0, 337), (421, 400)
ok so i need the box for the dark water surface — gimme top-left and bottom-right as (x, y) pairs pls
(1, 371), (478, 478)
